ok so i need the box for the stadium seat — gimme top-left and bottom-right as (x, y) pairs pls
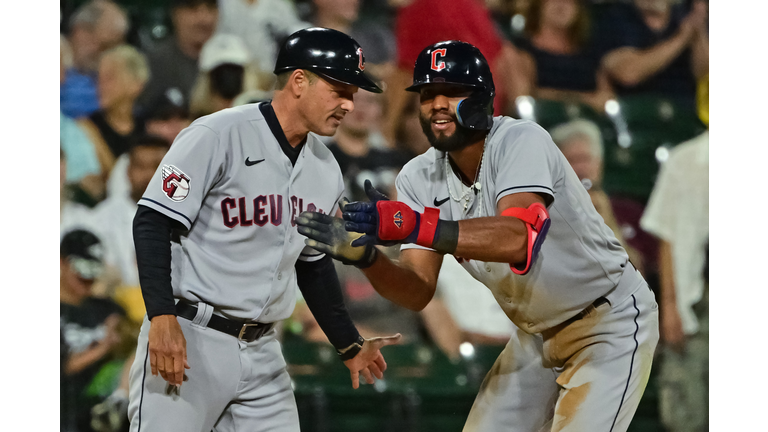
(602, 95), (705, 202)
(515, 96), (610, 132)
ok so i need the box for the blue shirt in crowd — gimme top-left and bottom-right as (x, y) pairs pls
(60, 111), (101, 183)
(61, 68), (99, 119)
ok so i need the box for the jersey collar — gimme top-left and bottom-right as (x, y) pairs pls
(258, 101), (304, 166)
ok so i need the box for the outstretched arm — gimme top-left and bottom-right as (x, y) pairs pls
(298, 184), (549, 310)
(341, 181), (547, 265)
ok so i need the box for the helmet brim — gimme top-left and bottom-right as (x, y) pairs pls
(405, 80), (485, 93)
(315, 69), (383, 94)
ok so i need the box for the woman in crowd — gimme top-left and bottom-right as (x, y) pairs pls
(510, 0), (613, 112)
(78, 44), (149, 198)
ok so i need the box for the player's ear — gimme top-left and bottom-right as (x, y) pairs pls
(290, 69), (308, 97)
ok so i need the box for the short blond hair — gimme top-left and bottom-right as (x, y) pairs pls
(550, 119), (604, 160)
(100, 44), (150, 84)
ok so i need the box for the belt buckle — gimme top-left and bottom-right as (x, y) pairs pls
(238, 323), (262, 342)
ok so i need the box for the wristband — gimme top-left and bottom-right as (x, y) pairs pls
(415, 207), (440, 247)
(338, 335), (365, 361)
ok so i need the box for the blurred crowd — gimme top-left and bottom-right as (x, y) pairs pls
(59, 0), (709, 431)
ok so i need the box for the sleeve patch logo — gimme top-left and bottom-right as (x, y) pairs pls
(393, 210), (403, 228)
(161, 165), (191, 202)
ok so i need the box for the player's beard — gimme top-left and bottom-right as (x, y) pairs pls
(419, 112), (487, 152)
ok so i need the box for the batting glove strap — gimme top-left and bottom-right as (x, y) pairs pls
(501, 203), (551, 275)
(415, 207), (440, 248)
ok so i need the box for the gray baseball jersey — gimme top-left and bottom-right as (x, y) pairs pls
(138, 102), (344, 322)
(399, 117), (629, 333)
(398, 117), (658, 431)
(129, 103), (344, 432)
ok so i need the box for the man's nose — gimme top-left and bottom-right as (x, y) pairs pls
(341, 98), (355, 113)
(432, 94), (450, 112)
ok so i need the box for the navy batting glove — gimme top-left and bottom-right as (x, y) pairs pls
(343, 180), (387, 246)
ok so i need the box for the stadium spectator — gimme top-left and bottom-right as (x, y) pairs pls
(61, 0), (129, 119)
(383, 0), (518, 149)
(107, 95), (187, 200)
(60, 229), (131, 432)
(137, 0), (218, 114)
(61, 35), (104, 203)
(61, 149), (96, 236)
(549, 119), (645, 273)
(188, 33), (261, 118)
(77, 44), (150, 196)
(510, 0), (614, 113)
(88, 135), (170, 325)
(215, 0), (308, 86)
(326, 90), (409, 201)
(308, 0), (397, 83)
(143, 93), (192, 146)
(597, 0), (708, 105)
(639, 75), (709, 432)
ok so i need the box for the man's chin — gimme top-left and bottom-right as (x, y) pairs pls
(314, 124), (340, 137)
(427, 129), (479, 152)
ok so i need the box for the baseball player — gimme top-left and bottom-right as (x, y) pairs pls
(127, 27), (401, 432)
(297, 40), (659, 431)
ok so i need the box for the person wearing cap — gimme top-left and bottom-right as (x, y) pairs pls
(126, 27), (401, 432)
(137, 0), (219, 115)
(188, 33), (262, 119)
(60, 229), (130, 432)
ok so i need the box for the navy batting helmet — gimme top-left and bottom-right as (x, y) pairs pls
(406, 40), (495, 130)
(274, 27), (382, 93)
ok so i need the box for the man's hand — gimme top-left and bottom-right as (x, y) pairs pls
(296, 201), (378, 268)
(148, 314), (190, 387)
(343, 334), (402, 389)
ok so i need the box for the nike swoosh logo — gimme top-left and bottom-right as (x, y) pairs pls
(245, 157), (265, 166)
(433, 197), (450, 206)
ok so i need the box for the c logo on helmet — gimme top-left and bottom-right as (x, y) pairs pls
(431, 48), (447, 71)
(356, 47), (365, 71)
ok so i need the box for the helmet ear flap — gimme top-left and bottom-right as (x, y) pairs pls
(456, 90), (495, 130)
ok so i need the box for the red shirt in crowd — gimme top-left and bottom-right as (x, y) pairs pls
(395, 0), (506, 113)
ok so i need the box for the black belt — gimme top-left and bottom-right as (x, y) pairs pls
(176, 302), (274, 343)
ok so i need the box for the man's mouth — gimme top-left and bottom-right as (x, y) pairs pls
(432, 117), (454, 132)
